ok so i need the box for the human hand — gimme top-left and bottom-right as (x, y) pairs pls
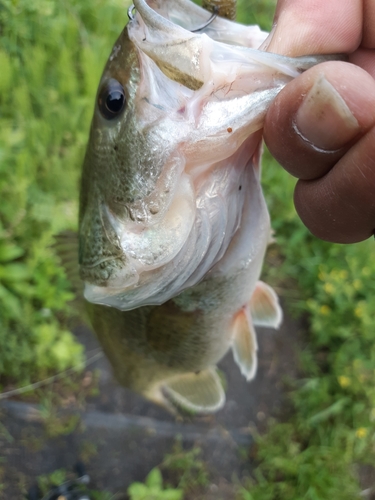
(262, 0), (375, 243)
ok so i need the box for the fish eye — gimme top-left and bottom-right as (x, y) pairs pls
(98, 79), (126, 120)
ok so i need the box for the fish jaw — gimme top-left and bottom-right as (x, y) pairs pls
(130, 0), (337, 91)
(83, 174), (197, 307)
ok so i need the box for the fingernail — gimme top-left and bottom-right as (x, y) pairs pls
(295, 75), (360, 151)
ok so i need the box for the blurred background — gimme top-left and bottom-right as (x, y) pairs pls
(1, 0), (375, 498)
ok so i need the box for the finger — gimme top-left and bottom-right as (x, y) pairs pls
(294, 126), (375, 243)
(263, 62), (375, 180)
(349, 49), (375, 79)
(363, 0), (375, 48)
(261, 0), (362, 56)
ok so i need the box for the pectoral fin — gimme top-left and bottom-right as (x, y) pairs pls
(231, 308), (258, 381)
(163, 368), (225, 414)
(52, 231), (87, 323)
(52, 230), (82, 293)
(250, 281), (282, 328)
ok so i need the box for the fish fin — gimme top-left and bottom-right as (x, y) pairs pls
(250, 280), (283, 329)
(163, 368), (225, 414)
(231, 308), (258, 381)
(52, 231), (88, 323)
(52, 230), (82, 292)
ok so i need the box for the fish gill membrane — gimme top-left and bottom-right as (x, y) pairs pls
(70, 0), (341, 413)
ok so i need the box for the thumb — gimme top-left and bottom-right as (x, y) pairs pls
(261, 0), (362, 56)
(264, 62), (375, 243)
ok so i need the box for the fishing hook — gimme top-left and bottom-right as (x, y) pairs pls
(127, 4), (136, 20)
(190, 6), (218, 32)
(127, 3), (218, 32)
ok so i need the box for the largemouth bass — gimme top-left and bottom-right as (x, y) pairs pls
(69, 0), (337, 413)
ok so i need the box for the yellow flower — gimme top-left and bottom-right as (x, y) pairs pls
(324, 283), (334, 294)
(338, 376), (351, 388)
(353, 279), (362, 290)
(355, 428), (368, 439)
(320, 305), (331, 315)
(354, 306), (363, 318)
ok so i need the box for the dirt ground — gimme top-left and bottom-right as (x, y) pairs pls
(0, 309), (303, 499)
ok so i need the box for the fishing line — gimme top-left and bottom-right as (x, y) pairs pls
(0, 349), (104, 400)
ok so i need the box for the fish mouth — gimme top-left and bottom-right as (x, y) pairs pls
(128, 0), (209, 91)
(129, 0), (338, 92)
(80, 257), (139, 289)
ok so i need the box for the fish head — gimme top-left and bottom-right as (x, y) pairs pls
(79, 22), (197, 301)
(79, 0), (333, 310)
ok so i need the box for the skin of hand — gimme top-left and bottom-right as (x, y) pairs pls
(261, 0), (375, 243)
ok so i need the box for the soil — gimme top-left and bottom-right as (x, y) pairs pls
(0, 308), (304, 499)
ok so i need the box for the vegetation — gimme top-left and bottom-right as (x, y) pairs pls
(36, 467), (114, 500)
(127, 439), (209, 500)
(1, 0), (375, 498)
(237, 149), (375, 499)
(32, 441), (208, 499)
(0, 0), (127, 383)
(161, 438), (210, 496)
(128, 468), (184, 500)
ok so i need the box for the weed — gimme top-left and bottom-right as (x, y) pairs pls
(126, 439), (210, 499)
(0, 0), (128, 385)
(128, 467), (183, 500)
(237, 147), (375, 497)
(37, 468), (69, 496)
(162, 437), (210, 493)
(36, 467), (116, 499)
(79, 441), (99, 463)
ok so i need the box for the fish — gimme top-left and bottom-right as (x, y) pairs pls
(61, 0), (339, 413)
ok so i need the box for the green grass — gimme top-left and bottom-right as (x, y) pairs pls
(1, 0), (375, 498)
(242, 149), (375, 498)
(0, 0), (129, 383)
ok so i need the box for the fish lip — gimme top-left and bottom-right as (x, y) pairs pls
(81, 262), (140, 296)
(128, 0), (208, 91)
(132, 0), (188, 37)
(79, 257), (139, 288)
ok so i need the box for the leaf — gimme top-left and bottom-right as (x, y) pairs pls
(0, 263), (30, 282)
(0, 242), (24, 262)
(0, 282), (22, 317)
(308, 398), (350, 425)
(127, 482), (150, 500)
(162, 489), (184, 500)
(146, 467), (163, 489)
